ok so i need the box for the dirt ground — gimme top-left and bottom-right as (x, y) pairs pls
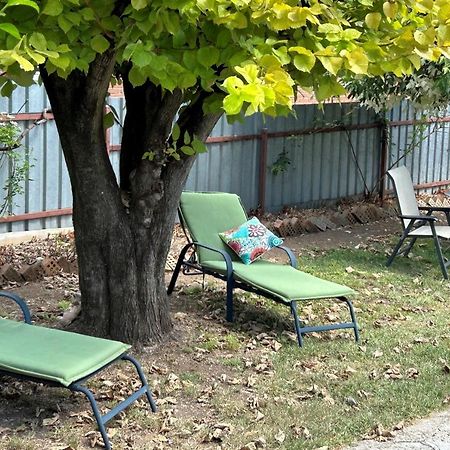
(0, 217), (406, 450)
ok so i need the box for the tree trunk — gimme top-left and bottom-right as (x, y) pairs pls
(40, 55), (221, 344)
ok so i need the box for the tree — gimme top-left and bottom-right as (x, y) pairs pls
(0, 0), (448, 343)
(346, 59), (450, 114)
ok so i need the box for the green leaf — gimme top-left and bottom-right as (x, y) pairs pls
(344, 48), (369, 74)
(80, 7), (95, 21)
(3, 0), (39, 13)
(216, 29), (231, 48)
(178, 71), (197, 89)
(103, 111), (114, 129)
(11, 52), (34, 71)
(128, 66), (146, 86)
(182, 51), (197, 71)
(26, 50), (45, 64)
(0, 23), (20, 39)
(173, 29), (186, 48)
(172, 123), (180, 141)
(131, 0), (147, 11)
(191, 138), (207, 154)
(223, 94), (244, 115)
(315, 76), (346, 101)
(290, 47), (316, 72)
(197, 46), (220, 68)
(132, 47), (153, 67)
(1, 79), (16, 97)
(317, 55), (343, 75)
(29, 32), (47, 51)
(42, 0), (63, 16)
(180, 145), (195, 156)
(48, 54), (70, 69)
(142, 151), (155, 161)
(90, 35), (110, 54)
(183, 130), (191, 145)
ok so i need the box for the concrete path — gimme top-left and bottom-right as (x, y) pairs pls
(0, 227), (72, 246)
(347, 407), (450, 449)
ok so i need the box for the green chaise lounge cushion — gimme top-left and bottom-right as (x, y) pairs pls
(201, 260), (354, 303)
(180, 191), (247, 263)
(0, 319), (130, 387)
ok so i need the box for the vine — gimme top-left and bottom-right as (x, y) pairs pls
(0, 115), (32, 215)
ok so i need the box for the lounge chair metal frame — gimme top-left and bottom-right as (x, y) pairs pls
(386, 166), (450, 279)
(168, 208), (359, 347)
(0, 291), (157, 450)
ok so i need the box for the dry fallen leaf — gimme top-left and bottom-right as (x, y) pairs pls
(42, 414), (59, 427)
(274, 430), (286, 444)
(255, 410), (265, 422)
(373, 350), (383, 358)
(344, 396), (358, 407)
(406, 367), (419, 379)
(291, 425), (312, 439)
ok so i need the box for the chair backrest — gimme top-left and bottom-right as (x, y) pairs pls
(179, 192), (248, 263)
(387, 166), (419, 229)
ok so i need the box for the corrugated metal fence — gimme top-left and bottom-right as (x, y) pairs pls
(0, 86), (449, 232)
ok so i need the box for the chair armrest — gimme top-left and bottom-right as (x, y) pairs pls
(399, 214), (437, 222)
(419, 205), (450, 213)
(277, 245), (298, 268)
(191, 242), (234, 279)
(0, 291), (32, 324)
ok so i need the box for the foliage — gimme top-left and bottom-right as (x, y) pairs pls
(271, 149), (291, 176)
(346, 59), (450, 114)
(0, 116), (20, 149)
(0, 147), (31, 215)
(0, 116), (30, 215)
(0, 0), (448, 151)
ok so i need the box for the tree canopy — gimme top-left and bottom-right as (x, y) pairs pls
(0, 0), (449, 124)
(347, 59), (450, 114)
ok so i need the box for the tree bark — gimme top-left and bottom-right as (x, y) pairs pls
(40, 55), (222, 344)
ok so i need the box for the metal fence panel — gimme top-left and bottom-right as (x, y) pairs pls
(0, 85), (449, 232)
(386, 104), (450, 192)
(264, 104), (380, 211)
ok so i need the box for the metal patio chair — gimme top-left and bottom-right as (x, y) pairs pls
(386, 166), (450, 279)
(0, 291), (157, 450)
(167, 191), (359, 347)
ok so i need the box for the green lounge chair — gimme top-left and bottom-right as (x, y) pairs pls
(0, 291), (156, 449)
(386, 165), (450, 279)
(168, 192), (359, 347)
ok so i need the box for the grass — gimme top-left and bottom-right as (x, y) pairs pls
(215, 238), (450, 449)
(1, 236), (449, 449)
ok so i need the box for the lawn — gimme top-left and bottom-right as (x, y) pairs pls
(0, 229), (449, 449)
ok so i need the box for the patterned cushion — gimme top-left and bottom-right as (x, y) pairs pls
(219, 217), (283, 265)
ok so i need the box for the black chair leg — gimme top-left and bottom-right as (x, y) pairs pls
(431, 226), (448, 279)
(290, 302), (303, 347)
(167, 243), (192, 294)
(225, 278), (234, 322)
(70, 384), (112, 450)
(386, 232), (409, 266)
(403, 237), (417, 257)
(338, 296), (360, 343)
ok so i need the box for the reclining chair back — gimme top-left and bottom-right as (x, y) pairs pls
(387, 166), (420, 230)
(179, 192), (248, 263)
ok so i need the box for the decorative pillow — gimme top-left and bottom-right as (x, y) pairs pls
(219, 217), (283, 265)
